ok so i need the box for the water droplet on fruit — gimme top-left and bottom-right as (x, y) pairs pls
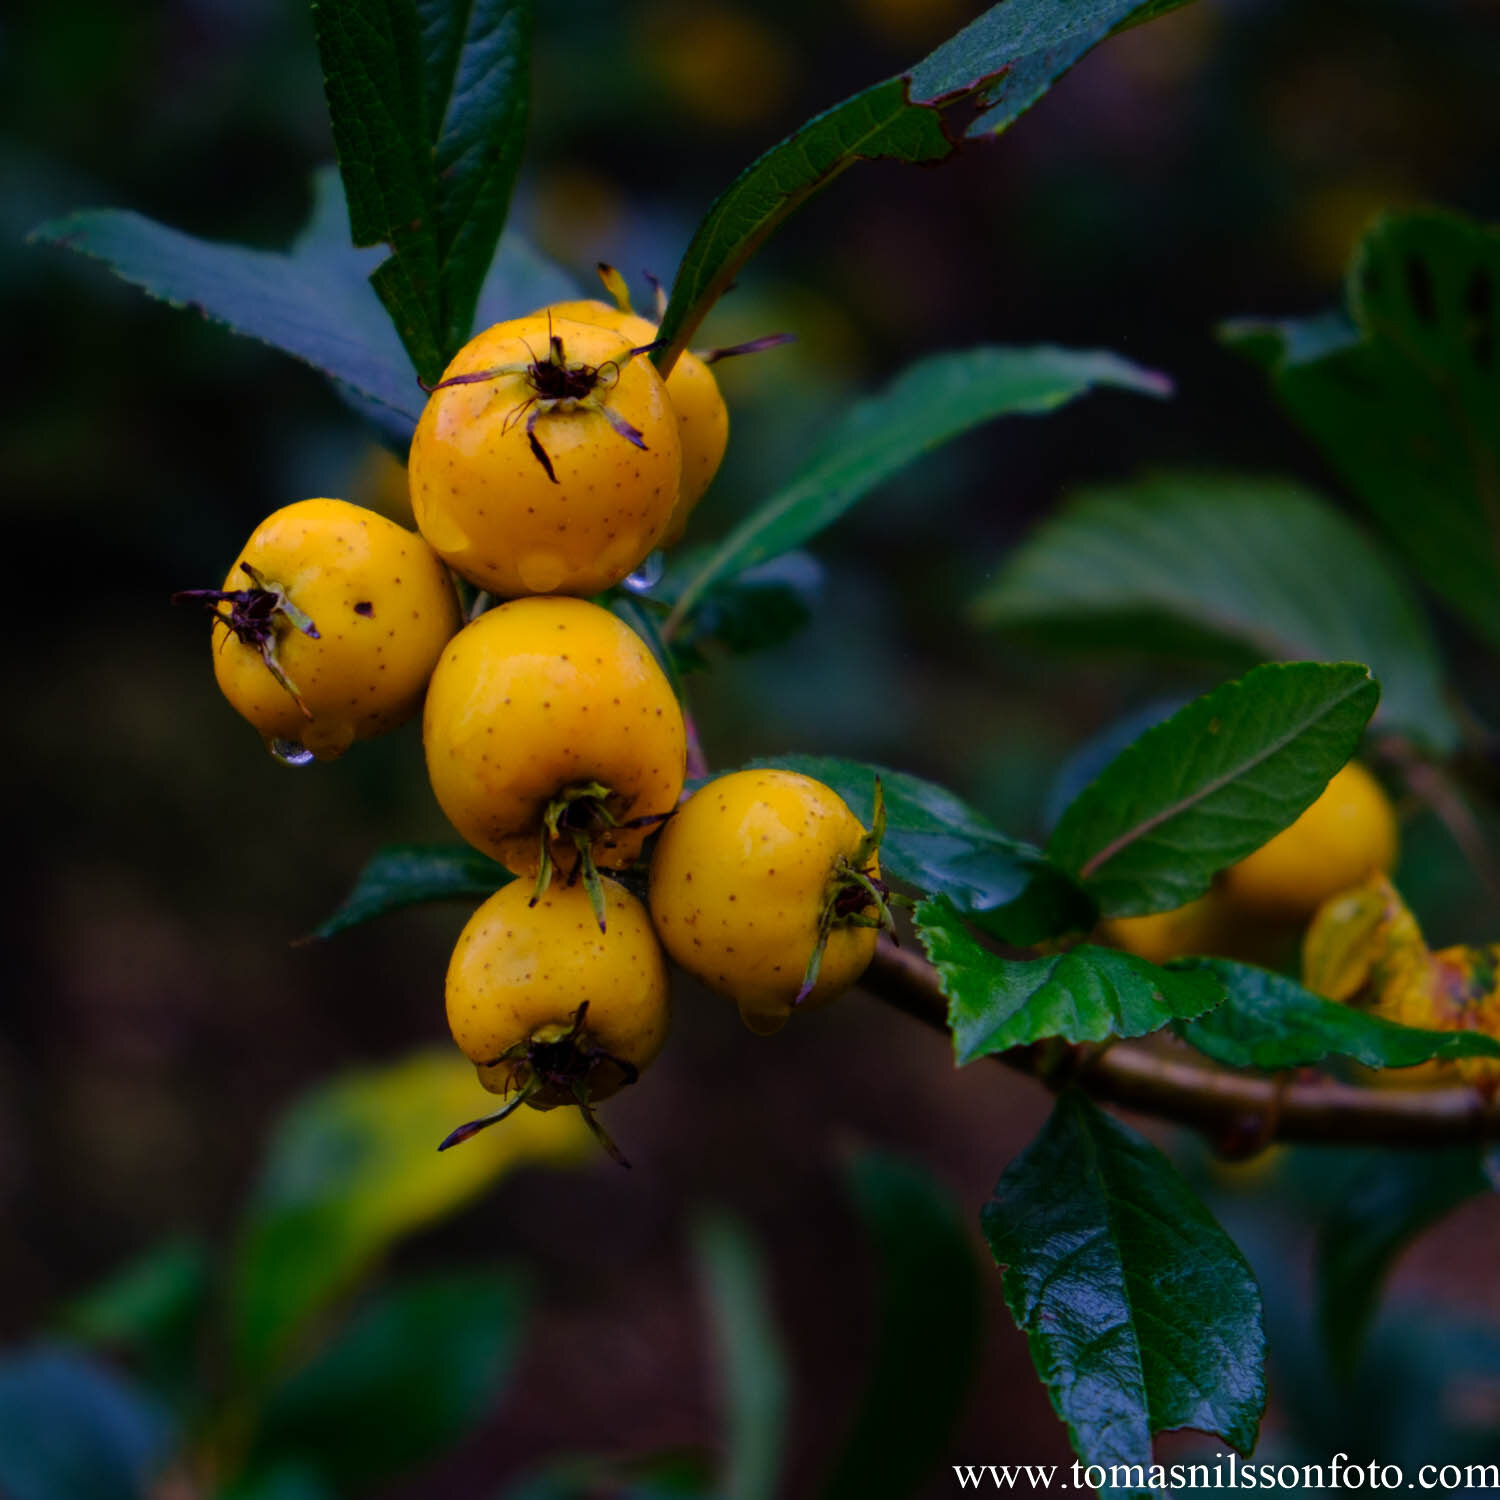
(516, 549), (569, 592)
(269, 738), (316, 767)
(623, 550), (665, 593)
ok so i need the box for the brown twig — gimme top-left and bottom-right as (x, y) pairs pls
(862, 938), (1500, 1148)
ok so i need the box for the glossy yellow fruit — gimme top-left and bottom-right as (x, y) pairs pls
(543, 298), (728, 543)
(446, 877), (669, 1109)
(1220, 761), (1398, 922)
(1099, 885), (1300, 969)
(423, 597), (686, 878)
(1098, 892), (1234, 965)
(409, 315), (682, 596)
(649, 768), (882, 1034)
(192, 498), (460, 761)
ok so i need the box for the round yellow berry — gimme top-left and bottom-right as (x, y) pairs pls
(195, 498), (460, 761)
(410, 315), (682, 596)
(649, 768), (881, 1034)
(1221, 761), (1399, 923)
(423, 596), (686, 879)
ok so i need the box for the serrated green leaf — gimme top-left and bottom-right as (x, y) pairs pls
(314, 0), (444, 379)
(314, 0), (534, 379)
(818, 1154), (980, 1500)
(1316, 1148), (1489, 1379)
(417, 0), (533, 353)
(30, 168), (571, 441)
(307, 843), (510, 940)
(974, 473), (1454, 750)
(1047, 661), (1380, 917)
(0, 1345), (172, 1500)
(30, 172), (422, 424)
(1176, 961), (1500, 1071)
(229, 1050), (587, 1388)
(917, 896), (1222, 1062)
(694, 1215), (788, 1500)
(913, 0), (1189, 137)
(1223, 211), (1500, 650)
(248, 1271), (528, 1492)
(982, 1093), (1265, 1496)
(667, 347), (1167, 630)
(656, 0), (1193, 366)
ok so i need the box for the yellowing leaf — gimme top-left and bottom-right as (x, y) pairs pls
(230, 1049), (589, 1386)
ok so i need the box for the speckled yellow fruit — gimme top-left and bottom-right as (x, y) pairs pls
(423, 596), (686, 876)
(209, 498), (460, 760)
(1098, 892), (1234, 965)
(1220, 761), (1398, 922)
(541, 299), (729, 544)
(410, 314), (682, 596)
(447, 878), (669, 1107)
(649, 768), (879, 1035)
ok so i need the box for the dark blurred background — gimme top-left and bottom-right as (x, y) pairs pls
(6, 0), (1500, 1493)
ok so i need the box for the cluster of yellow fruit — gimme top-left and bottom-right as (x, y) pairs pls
(181, 285), (888, 1158)
(1100, 761), (1400, 967)
(1102, 760), (1500, 1091)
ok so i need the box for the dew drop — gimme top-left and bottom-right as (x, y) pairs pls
(623, 550), (665, 593)
(269, 738), (316, 767)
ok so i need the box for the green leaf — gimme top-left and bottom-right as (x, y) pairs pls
(660, 552), (821, 670)
(60, 1240), (210, 1407)
(30, 171), (422, 425)
(1177, 961), (1500, 1071)
(228, 1049), (587, 1388)
(313, 0), (534, 378)
(749, 754), (1049, 914)
(307, 843), (511, 940)
(973, 473), (1454, 750)
(656, 0), (1189, 365)
(417, 0), (534, 354)
(1223, 211), (1500, 650)
(917, 896), (1222, 1063)
(248, 1271), (527, 1492)
(1046, 661), (1380, 917)
(1042, 698), (1188, 834)
(1316, 1148), (1490, 1379)
(818, 1154), (981, 1500)
(694, 1214), (788, 1500)
(29, 168), (572, 444)
(666, 347), (1167, 631)
(982, 1093), (1265, 1495)
(0, 1345), (172, 1500)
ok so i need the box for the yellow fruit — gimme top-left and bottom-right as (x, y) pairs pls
(1098, 892), (1234, 965)
(442, 877), (670, 1159)
(446, 877), (670, 1106)
(1099, 886), (1299, 969)
(542, 297), (728, 543)
(423, 597), (686, 885)
(649, 768), (886, 1034)
(180, 498), (461, 761)
(409, 315), (682, 596)
(1220, 761), (1398, 922)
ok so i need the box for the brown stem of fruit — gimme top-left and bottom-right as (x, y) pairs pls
(862, 938), (1500, 1148)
